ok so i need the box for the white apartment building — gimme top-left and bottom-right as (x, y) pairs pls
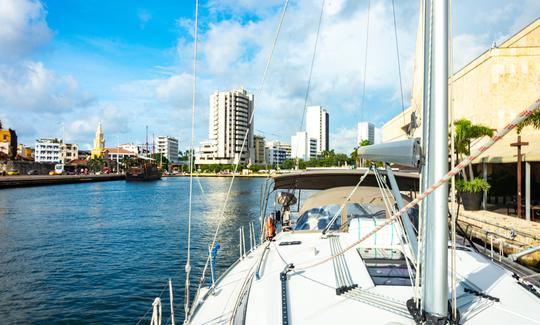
(119, 143), (140, 155)
(265, 140), (291, 166)
(291, 131), (317, 161)
(35, 138), (62, 163)
(196, 88), (254, 165)
(156, 136), (179, 163)
(357, 122), (376, 145)
(306, 105), (329, 155)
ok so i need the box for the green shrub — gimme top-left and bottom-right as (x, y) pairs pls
(456, 177), (491, 193)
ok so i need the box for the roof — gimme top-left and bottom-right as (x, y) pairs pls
(103, 148), (137, 155)
(272, 169), (419, 191)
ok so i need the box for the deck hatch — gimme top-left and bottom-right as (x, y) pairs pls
(357, 248), (415, 286)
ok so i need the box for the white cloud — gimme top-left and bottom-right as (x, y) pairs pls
(0, 0), (53, 62)
(330, 126), (357, 153)
(0, 61), (93, 112)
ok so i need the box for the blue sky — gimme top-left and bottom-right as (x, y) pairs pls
(1, 0), (539, 153)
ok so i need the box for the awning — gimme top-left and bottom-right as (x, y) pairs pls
(272, 169), (420, 191)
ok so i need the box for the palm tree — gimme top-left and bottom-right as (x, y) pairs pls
(516, 110), (540, 134)
(453, 118), (493, 180)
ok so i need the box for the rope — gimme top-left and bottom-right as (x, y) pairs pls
(187, 0), (289, 318)
(136, 283), (169, 325)
(359, 0), (371, 122)
(294, 98), (540, 272)
(391, 0), (406, 126)
(322, 167), (371, 234)
(184, 0), (199, 321)
(294, 0), (325, 168)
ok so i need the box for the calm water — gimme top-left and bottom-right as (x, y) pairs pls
(0, 177), (268, 324)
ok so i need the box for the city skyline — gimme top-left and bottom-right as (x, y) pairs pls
(1, 0), (539, 154)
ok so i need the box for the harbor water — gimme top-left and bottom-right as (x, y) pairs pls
(0, 177), (267, 324)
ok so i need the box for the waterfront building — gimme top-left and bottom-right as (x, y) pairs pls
(34, 138), (62, 163)
(155, 136), (179, 163)
(91, 122), (105, 159)
(265, 140), (291, 166)
(103, 148), (137, 160)
(119, 143), (140, 155)
(17, 144), (33, 160)
(306, 106), (329, 155)
(291, 131), (317, 161)
(61, 143), (79, 163)
(382, 17), (540, 214)
(196, 88), (254, 165)
(0, 121), (18, 160)
(253, 135), (266, 165)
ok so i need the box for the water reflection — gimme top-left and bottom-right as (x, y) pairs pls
(0, 177), (265, 323)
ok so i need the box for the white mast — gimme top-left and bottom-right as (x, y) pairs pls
(421, 0), (449, 321)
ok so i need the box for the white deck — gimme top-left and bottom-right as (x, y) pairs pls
(190, 219), (540, 325)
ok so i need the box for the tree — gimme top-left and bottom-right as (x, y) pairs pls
(88, 157), (105, 173)
(517, 110), (540, 134)
(453, 118), (493, 180)
(356, 139), (372, 167)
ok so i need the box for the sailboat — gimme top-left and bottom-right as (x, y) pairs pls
(144, 0), (540, 324)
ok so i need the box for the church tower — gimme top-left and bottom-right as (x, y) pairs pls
(90, 122), (105, 159)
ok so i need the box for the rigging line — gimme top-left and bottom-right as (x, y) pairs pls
(293, 97), (540, 272)
(136, 283), (170, 325)
(295, 0), (325, 169)
(391, 0), (406, 126)
(189, 1), (290, 316)
(359, 0), (371, 122)
(322, 167), (371, 234)
(374, 169), (418, 296)
(184, 0), (199, 321)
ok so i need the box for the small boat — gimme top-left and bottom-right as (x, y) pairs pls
(126, 162), (162, 181)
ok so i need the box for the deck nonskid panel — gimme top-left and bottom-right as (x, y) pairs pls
(190, 224), (540, 325)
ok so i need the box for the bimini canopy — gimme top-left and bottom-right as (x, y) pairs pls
(272, 169), (419, 192)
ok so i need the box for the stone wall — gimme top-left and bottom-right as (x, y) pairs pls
(2, 160), (55, 175)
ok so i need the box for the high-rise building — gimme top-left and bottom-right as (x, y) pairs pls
(357, 122), (375, 145)
(306, 106), (329, 155)
(291, 131), (317, 161)
(156, 136), (179, 163)
(265, 140), (291, 166)
(253, 135), (266, 165)
(91, 122), (105, 159)
(196, 88), (254, 165)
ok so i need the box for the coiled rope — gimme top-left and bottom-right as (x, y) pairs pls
(295, 97), (540, 271)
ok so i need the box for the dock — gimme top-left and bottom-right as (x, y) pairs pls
(457, 209), (540, 269)
(0, 174), (125, 189)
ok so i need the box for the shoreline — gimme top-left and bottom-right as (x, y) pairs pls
(0, 174), (125, 189)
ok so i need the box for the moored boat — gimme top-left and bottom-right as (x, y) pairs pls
(126, 162), (162, 181)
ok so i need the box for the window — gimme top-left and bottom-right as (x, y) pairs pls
(294, 204), (341, 231)
(357, 248), (415, 286)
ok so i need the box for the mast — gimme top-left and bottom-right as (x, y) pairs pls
(146, 125), (149, 158)
(421, 0), (449, 321)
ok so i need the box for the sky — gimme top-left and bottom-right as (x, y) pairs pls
(0, 0), (539, 153)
